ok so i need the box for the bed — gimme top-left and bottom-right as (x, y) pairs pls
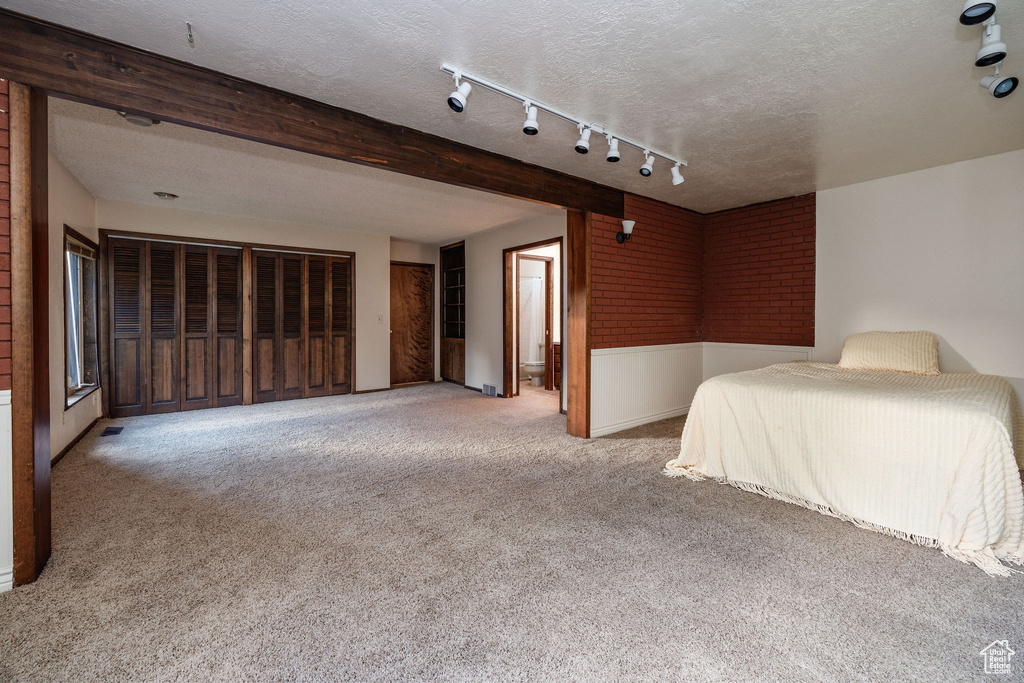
(664, 332), (1024, 576)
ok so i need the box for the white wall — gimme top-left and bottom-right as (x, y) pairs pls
(816, 148), (1024, 401)
(97, 200), (393, 392)
(464, 213), (566, 398)
(0, 390), (12, 592)
(49, 152), (103, 459)
(390, 239), (442, 382)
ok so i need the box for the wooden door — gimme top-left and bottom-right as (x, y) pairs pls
(390, 263), (433, 385)
(181, 245), (213, 410)
(253, 251), (279, 404)
(109, 238), (145, 416)
(305, 255), (330, 398)
(215, 249), (243, 406)
(328, 257), (352, 395)
(280, 254), (305, 401)
(146, 242), (180, 414)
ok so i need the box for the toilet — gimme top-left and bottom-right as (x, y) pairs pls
(523, 362), (545, 386)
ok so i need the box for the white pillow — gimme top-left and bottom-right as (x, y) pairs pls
(839, 331), (940, 375)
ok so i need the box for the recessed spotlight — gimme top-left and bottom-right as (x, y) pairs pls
(575, 126), (592, 154)
(605, 137), (620, 162)
(522, 105), (539, 135)
(671, 163), (685, 186)
(448, 81), (472, 113)
(981, 72), (1018, 97)
(639, 153), (655, 177)
(118, 111), (160, 127)
(976, 23), (1007, 66)
(153, 191), (179, 200)
(960, 0), (997, 25)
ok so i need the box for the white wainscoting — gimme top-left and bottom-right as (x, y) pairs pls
(590, 343), (703, 437)
(1, 390), (13, 592)
(703, 342), (813, 380)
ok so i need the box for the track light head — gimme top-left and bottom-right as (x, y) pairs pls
(639, 153), (655, 177)
(671, 163), (685, 186)
(575, 126), (592, 154)
(448, 80), (472, 113)
(976, 24), (1007, 67)
(981, 72), (1019, 97)
(522, 105), (539, 135)
(605, 137), (620, 162)
(960, 0), (997, 25)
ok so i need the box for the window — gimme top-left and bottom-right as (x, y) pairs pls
(65, 227), (99, 407)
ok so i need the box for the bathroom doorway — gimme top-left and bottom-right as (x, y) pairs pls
(502, 237), (563, 407)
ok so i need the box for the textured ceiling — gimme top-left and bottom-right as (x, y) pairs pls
(11, 0), (1024, 213)
(49, 99), (559, 243)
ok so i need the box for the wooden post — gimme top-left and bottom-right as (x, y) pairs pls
(566, 210), (591, 438)
(9, 82), (50, 584)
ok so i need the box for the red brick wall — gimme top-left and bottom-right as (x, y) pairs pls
(0, 78), (10, 390)
(703, 193), (815, 346)
(591, 194), (704, 349)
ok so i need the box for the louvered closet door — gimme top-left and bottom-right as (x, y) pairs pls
(329, 257), (352, 395)
(281, 254), (305, 401)
(147, 242), (180, 414)
(253, 252), (280, 404)
(306, 255), (330, 398)
(215, 249), (244, 406)
(109, 238), (145, 417)
(181, 246), (213, 410)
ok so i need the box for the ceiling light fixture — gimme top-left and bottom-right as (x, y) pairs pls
(981, 65), (1019, 97)
(118, 111), (160, 127)
(575, 125), (592, 154)
(976, 22), (1008, 66)
(960, 0), (997, 25)
(522, 103), (539, 135)
(605, 136), (620, 162)
(639, 153), (655, 177)
(447, 74), (472, 113)
(671, 163), (685, 186)
(439, 64), (687, 187)
(153, 191), (179, 200)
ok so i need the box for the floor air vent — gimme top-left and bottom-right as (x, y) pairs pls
(101, 427), (123, 436)
(482, 383), (497, 397)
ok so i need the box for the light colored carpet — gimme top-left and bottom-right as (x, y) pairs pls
(1, 382), (1021, 682)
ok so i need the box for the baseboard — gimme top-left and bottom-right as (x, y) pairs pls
(352, 387), (392, 395)
(590, 405), (690, 438)
(0, 566), (13, 593)
(51, 417), (100, 468)
(464, 386), (505, 398)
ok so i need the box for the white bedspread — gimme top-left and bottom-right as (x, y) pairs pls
(665, 362), (1024, 575)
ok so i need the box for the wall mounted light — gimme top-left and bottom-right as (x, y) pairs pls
(616, 220), (635, 244)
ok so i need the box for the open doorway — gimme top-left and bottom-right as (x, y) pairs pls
(502, 238), (563, 408)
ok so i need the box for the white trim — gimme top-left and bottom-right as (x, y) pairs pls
(591, 341), (703, 356)
(0, 389), (10, 406)
(1, 389), (12, 593)
(591, 405), (691, 438)
(702, 341), (815, 357)
(0, 567), (12, 593)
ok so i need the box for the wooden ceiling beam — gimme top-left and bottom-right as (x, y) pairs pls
(0, 9), (625, 218)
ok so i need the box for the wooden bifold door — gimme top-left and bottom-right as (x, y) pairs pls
(108, 237), (243, 417)
(107, 236), (353, 417)
(252, 250), (352, 403)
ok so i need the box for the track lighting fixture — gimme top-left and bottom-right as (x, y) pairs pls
(981, 65), (1019, 97)
(575, 126), (592, 154)
(976, 22), (1008, 66)
(671, 163), (685, 186)
(522, 104), (539, 135)
(960, 0), (997, 25)
(438, 64), (689, 186)
(639, 153), (655, 177)
(605, 136), (620, 162)
(616, 220), (635, 244)
(448, 78), (472, 113)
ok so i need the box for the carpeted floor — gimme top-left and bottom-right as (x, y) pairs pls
(1, 382), (1021, 681)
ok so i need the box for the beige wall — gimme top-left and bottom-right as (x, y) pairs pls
(97, 199), (393, 392)
(816, 148), (1024, 401)
(49, 152), (102, 459)
(464, 213), (566, 403)
(390, 238), (441, 381)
